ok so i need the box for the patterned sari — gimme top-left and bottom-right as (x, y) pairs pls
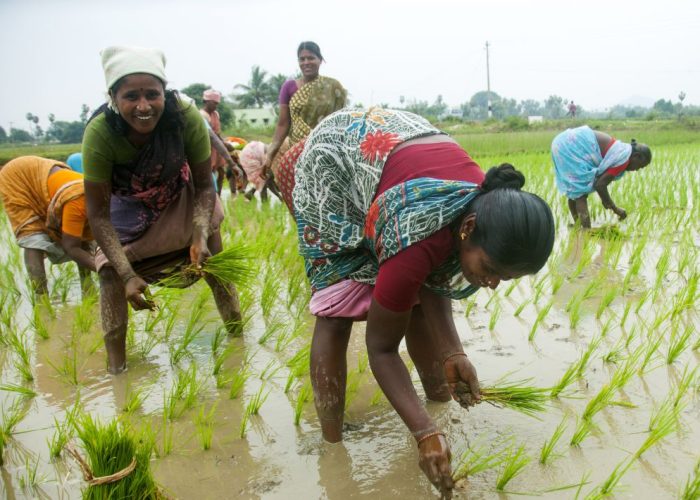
(288, 76), (346, 145)
(294, 109), (481, 299)
(552, 126), (631, 200)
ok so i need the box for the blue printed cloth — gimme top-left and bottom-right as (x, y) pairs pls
(552, 126), (631, 199)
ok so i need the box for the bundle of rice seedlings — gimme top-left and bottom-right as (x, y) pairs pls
(455, 378), (549, 418)
(71, 414), (159, 499)
(201, 244), (256, 289)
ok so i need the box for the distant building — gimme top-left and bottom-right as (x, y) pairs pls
(231, 108), (277, 127)
(527, 115), (544, 124)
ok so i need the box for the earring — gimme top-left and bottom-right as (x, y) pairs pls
(460, 233), (467, 240)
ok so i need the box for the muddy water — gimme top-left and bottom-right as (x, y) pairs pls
(1, 148), (699, 499)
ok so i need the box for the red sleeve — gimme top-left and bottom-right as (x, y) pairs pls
(605, 160), (629, 177)
(374, 229), (453, 312)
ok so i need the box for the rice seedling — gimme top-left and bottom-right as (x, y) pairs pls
(229, 365), (251, 399)
(452, 442), (507, 481)
(274, 318), (305, 352)
(634, 289), (652, 315)
(30, 305), (50, 340)
(6, 328), (34, 382)
(680, 459), (700, 500)
(475, 378), (549, 418)
(634, 398), (682, 458)
(513, 298), (530, 317)
(285, 345), (311, 393)
(504, 279), (518, 297)
(585, 457), (634, 499)
(238, 411), (250, 439)
(596, 288), (618, 319)
(194, 403), (217, 450)
(245, 385), (270, 415)
(638, 332), (665, 374)
(568, 295), (584, 329)
(260, 267), (281, 320)
(539, 417), (567, 464)
(169, 293), (209, 365)
(157, 402), (173, 457)
(550, 361), (580, 398)
(259, 359), (282, 381)
(73, 293), (98, 334)
(0, 382), (37, 399)
(357, 352), (369, 374)
(47, 399), (80, 458)
(488, 302), (501, 330)
(528, 300), (553, 341)
(619, 301), (633, 328)
(258, 316), (285, 345)
(672, 365), (698, 408)
(576, 335), (602, 378)
(666, 324), (694, 364)
(495, 443), (530, 491)
(550, 273), (565, 295)
(293, 380), (312, 425)
(164, 364), (200, 420)
(569, 418), (592, 447)
(464, 296), (478, 317)
(122, 387), (147, 415)
(73, 413), (159, 499)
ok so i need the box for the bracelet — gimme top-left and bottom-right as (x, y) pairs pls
(416, 431), (446, 447)
(443, 352), (468, 364)
(121, 272), (137, 285)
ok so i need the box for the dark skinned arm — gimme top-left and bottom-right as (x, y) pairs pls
(190, 156), (215, 268)
(208, 129), (244, 179)
(23, 248), (47, 294)
(61, 234), (95, 272)
(594, 172), (627, 220)
(262, 104), (291, 178)
(84, 180), (152, 310)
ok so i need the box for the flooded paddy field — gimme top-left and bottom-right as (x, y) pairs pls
(0, 141), (698, 499)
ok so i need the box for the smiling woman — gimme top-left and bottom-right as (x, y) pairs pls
(81, 46), (241, 374)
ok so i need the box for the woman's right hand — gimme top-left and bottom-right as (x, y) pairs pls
(124, 275), (155, 310)
(418, 433), (454, 499)
(261, 154), (274, 181)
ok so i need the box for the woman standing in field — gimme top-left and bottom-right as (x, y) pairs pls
(552, 126), (651, 228)
(0, 156), (94, 295)
(262, 41), (346, 191)
(290, 108), (554, 498)
(82, 46), (241, 374)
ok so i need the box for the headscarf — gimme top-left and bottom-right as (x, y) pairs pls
(202, 89), (222, 103)
(100, 46), (167, 91)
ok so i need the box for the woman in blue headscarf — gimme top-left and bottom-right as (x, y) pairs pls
(552, 126), (651, 228)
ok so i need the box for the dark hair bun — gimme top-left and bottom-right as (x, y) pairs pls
(481, 163), (525, 192)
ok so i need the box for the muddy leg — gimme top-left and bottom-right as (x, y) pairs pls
(205, 230), (241, 334)
(405, 305), (451, 402)
(99, 267), (128, 374)
(23, 248), (48, 296)
(567, 198), (579, 225)
(311, 316), (353, 443)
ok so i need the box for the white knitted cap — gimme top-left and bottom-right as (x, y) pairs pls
(100, 46), (168, 91)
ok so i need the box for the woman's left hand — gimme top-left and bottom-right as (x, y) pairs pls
(444, 353), (481, 408)
(190, 235), (211, 270)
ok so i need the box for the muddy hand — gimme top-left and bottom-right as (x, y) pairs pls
(418, 433), (453, 499)
(444, 354), (481, 409)
(614, 207), (627, 220)
(189, 236), (211, 271)
(124, 276), (155, 311)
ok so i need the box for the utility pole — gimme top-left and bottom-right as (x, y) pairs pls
(485, 41), (492, 118)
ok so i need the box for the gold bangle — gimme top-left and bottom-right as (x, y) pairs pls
(443, 352), (468, 364)
(416, 431), (446, 447)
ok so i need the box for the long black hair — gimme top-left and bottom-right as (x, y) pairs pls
(87, 75), (185, 135)
(464, 164), (555, 274)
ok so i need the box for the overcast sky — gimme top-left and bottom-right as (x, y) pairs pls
(1, 0), (699, 131)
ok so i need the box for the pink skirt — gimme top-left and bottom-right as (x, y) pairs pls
(309, 279), (373, 321)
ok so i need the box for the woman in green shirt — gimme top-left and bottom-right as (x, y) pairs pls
(82, 46), (241, 374)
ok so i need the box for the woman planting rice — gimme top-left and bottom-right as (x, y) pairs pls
(552, 126), (652, 228)
(262, 41), (346, 199)
(290, 108), (555, 497)
(0, 156), (94, 295)
(82, 46), (241, 374)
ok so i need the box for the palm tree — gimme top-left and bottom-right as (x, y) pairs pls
(265, 73), (289, 105)
(234, 66), (271, 108)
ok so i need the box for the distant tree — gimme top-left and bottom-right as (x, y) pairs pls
(0, 126), (7, 143)
(430, 95), (449, 117)
(25, 112), (40, 138)
(80, 104), (91, 124)
(520, 99), (543, 116)
(403, 99), (431, 117)
(469, 91), (501, 119)
(10, 128), (33, 143)
(266, 73), (289, 106)
(233, 66), (271, 108)
(180, 82), (209, 108)
(652, 99), (675, 115)
(544, 95), (565, 119)
(47, 120), (84, 144)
